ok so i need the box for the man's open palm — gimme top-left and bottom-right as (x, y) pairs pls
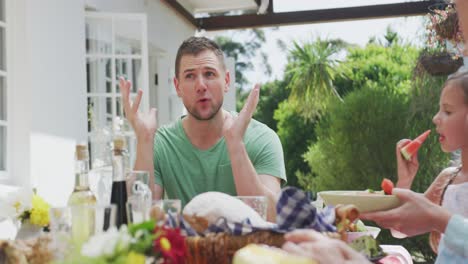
(223, 84), (260, 142)
(119, 77), (157, 139)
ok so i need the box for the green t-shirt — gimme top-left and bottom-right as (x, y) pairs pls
(153, 113), (287, 206)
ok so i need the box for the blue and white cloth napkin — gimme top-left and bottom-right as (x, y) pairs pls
(167, 187), (337, 236)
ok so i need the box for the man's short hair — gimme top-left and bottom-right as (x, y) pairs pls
(175, 36), (225, 78)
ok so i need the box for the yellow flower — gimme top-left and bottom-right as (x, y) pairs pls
(126, 251), (146, 264)
(160, 237), (171, 252)
(29, 194), (50, 226)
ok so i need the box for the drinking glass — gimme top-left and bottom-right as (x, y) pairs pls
(236, 196), (268, 220)
(126, 170), (150, 197)
(49, 204), (116, 250)
(152, 199), (181, 214)
(126, 196), (151, 224)
(125, 171), (151, 224)
(89, 166), (113, 204)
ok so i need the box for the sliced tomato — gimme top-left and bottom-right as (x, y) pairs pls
(381, 178), (394, 195)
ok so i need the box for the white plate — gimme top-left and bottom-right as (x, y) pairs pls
(381, 245), (413, 264)
(318, 190), (401, 213)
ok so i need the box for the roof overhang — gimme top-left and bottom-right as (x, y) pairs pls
(162, 0), (439, 31)
(177, 0), (259, 14)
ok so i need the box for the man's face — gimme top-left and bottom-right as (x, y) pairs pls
(174, 50), (229, 121)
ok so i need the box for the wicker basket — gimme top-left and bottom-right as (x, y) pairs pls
(184, 231), (341, 264)
(418, 53), (463, 76)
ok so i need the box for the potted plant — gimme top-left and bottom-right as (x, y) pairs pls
(417, 47), (463, 76)
(0, 188), (51, 240)
(427, 3), (464, 54)
(418, 3), (464, 75)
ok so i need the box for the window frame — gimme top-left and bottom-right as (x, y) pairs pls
(85, 12), (149, 132)
(0, 0), (10, 180)
(85, 12), (149, 168)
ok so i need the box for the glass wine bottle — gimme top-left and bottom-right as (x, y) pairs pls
(68, 144), (97, 206)
(68, 144), (96, 246)
(110, 136), (128, 227)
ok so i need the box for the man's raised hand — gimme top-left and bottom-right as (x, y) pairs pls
(223, 84), (260, 143)
(119, 77), (157, 141)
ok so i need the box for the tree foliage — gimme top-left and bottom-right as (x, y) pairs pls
(301, 85), (409, 191)
(214, 29), (271, 91)
(286, 39), (346, 118)
(296, 43), (446, 261)
(253, 79), (290, 131)
(334, 43), (418, 97)
(274, 100), (317, 187)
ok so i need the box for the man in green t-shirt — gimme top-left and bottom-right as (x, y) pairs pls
(119, 36), (286, 220)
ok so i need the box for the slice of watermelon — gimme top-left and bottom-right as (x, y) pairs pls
(381, 178), (394, 195)
(400, 130), (431, 161)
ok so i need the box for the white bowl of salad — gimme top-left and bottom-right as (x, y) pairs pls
(346, 221), (381, 243)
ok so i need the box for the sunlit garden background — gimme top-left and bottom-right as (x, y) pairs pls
(212, 23), (460, 262)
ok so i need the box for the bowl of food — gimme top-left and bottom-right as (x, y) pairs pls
(346, 225), (381, 243)
(318, 190), (401, 213)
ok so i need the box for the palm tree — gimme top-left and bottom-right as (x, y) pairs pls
(286, 39), (347, 118)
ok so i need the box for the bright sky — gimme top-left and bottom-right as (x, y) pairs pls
(204, 0), (428, 87)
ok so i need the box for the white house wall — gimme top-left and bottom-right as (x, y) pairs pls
(5, 0), (237, 208)
(4, 0), (196, 207)
(85, 0), (196, 125)
(9, 0), (88, 206)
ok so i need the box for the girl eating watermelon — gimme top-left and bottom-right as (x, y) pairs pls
(396, 70), (468, 253)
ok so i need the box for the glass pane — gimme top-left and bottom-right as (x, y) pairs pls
(0, 0), (4, 22)
(115, 59), (142, 93)
(0, 76), (5, 121)
(86, 17), (112, 54)
(114, 19), (142, 55)
(115, 94), (137, 118)
(116, 96), (123, 117)
(88, 96), (113, 131)
(0, 27), (5, 71)
(87, 58), (112, 93)
(0, 125), (5, 170)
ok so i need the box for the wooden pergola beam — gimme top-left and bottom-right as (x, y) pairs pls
(255, 0), (274, 14)
(161, 0), (198, 27)
(164, 0), (438, 31)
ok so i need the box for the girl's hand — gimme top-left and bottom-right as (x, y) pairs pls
(396, 139), (419, 188)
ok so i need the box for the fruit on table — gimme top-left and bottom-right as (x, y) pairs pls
(400, 130), (431, 161)
(381, 178), (394, 195)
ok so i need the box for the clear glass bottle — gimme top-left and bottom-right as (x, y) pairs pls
(110, 136), (128, 227)
(68, 144), (97, 206)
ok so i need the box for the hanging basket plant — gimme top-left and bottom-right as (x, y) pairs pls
(427, 3), (464, 55)
(417, 51), (463, 76)
(416, 2), (464, 76)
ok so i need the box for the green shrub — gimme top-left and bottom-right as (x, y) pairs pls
(335, 44), (418, 97)
(274, 100), (317, 187)
(254, 79), (290, 131)
(299, 73), (449, 262)
(301, 85), (410, 192)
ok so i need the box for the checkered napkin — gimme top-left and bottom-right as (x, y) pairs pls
(166, 187), (336, 236)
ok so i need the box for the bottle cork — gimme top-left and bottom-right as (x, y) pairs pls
(76, 144), (89, 160)
(113, 136), (126, 151)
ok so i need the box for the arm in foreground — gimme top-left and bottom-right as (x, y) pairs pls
(361, 188), (451, 237)
(282, 229), (371, 264)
